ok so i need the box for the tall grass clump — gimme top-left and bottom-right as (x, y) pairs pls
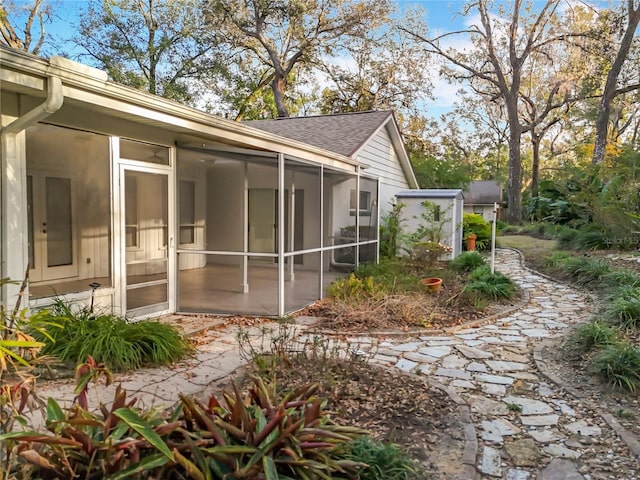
(603, 270), (640, 289)
(561, 257), (611, 286)
(603, 286), (640, 329)
(451, 251), (485, 272)
(591, 343), (640, 392)
(34, 300), (192, 371)
(543, 251), (573, 269)
(564, 321), (619, 354)
(464, 265), (516, 300)
(339, 436), (421, 480)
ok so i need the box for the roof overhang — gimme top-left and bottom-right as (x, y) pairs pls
(0, 47), (360, 173)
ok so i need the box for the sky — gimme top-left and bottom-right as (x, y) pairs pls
(6, 0), (597, 119)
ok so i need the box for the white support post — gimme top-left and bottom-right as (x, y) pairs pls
(242, 162), (249, 293)
(490, 202), (498, 274)
(289, 172), (295, 282)
(277, 153), (285, 317)
(319, 165), (324, 298)
(355, 166), (360, 269)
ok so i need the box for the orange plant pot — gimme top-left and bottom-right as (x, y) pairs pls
(466, 233), (477, 251)
(421, 277), (443, 293)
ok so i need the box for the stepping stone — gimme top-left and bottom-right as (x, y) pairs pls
(528, 429), (563, 444)
(482, 418), (521, 440)
(522, 329), (551, 338)
(538, 384), (555, 396)
(564, 420), (601, 437)
(506, 469), (531, 480)
(551, 399), (576, 416)
(499, 351), (530, 363)
(435, 368), (471, 380)
(465, 340), (485, 347)
(539, 459), (584, 480)
(505, 438), (541, 467)
(418, 346), (451, 358)
(469, 395), (509, 415)
(455, 333), (479, 340)
(451, 379), (476, 389)
(480, 446), (502, 477)
(373, 354), (397, 363)
(508, 372), (540, 381)
(403, 352), (439, 363)
(395, 358), (418, 372)
(521, 415), (559, 426)
(503, 396), (554, 415)
(544, 444), (581, 459)
(441, 354), (468, 369)
(389, 342), (423, 352)
(481, 383), (506, 396)
(455, 344), (493, 359)
(475, 373), (514, 385)
(467, 362), (488, 372)
(486, 360), (529, 372)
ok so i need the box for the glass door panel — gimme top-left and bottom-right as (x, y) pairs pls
(124, 169), (169, 314)
(28, 172), (78, 281)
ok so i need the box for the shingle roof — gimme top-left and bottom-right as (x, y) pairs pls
(245, 111), (393, 157)
(465, 180), (502, 204)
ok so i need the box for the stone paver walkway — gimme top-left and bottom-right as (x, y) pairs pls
(30, 249), (640, 479)
(336, 249), (639, 479)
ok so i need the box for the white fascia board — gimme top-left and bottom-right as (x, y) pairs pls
(0, 47), (359, 173)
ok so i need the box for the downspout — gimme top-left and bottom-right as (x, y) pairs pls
(3, 76), (64, 133)
(1, 75), (64, 306)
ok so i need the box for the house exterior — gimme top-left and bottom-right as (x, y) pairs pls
(464, 180), (502, 222)
(395, 189), (465, 259)
(0, 47), (417, 318)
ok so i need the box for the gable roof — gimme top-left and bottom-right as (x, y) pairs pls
(246, 111), (418, 188)
(396, 189), (464, 200)
(246, 111), (393, 157)
(465, 180), (502, 204)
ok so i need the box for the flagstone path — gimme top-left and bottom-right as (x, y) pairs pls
(31, 249), (640, 479)
(327, 249), (640, 479)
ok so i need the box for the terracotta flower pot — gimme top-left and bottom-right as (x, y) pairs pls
(421, 277), (443, 293)
(466, 233), (477, 251)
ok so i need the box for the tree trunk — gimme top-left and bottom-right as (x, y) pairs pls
(531, 133), (541, 198)
(271, 74), (289, 118)
(592, 1), (640, 165)
(506, 110), (523, 224)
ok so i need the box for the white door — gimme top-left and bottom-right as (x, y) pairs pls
(248, 188), (276, 261)
(28, 172), (78, 282)
(121, 167), (172, 316)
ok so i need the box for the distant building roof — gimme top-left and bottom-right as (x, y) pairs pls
(396, 189), (464, 199)
(246, 111), (393, 157)
(465, 180), (502, 204)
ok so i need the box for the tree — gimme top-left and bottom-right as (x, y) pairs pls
(75, 0), (218, 103)
(0, 0), (51, 54)
(207, 0), (393, 118)
(404, 0), (590, 223)
(592, 0), (640, 165)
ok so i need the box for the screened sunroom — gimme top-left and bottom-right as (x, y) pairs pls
(2, 49), (380, 318)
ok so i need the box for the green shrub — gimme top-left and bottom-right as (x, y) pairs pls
(556, 227), (580, 250)
(451, 251), (486, 272)
(463, 213), (491, 250)
(34, 300), (191, 371)
(355, 260), (422, 293)
(574, 229), (610, 250)
(565, 321), (619, 353)
(340, 436), (420, 480)
(603, 286), (640, 329)
(328, 273), (384, 302)
(2, 366), (368, 480)
(464, 265), (516, 299)
(591, 343), (640, 392)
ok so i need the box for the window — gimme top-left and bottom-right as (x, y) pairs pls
(473, 205), (484, 215)
(179, 180), (196, 245)
(350, 190), (371, 216)
(125, 175), (138, 247)
(434, 205), (441, 222)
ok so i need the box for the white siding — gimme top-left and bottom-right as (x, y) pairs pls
(355, 126), (409, 214)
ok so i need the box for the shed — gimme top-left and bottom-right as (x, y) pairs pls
(464, 180), (502, 222)
(395, 189), (464, 259)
